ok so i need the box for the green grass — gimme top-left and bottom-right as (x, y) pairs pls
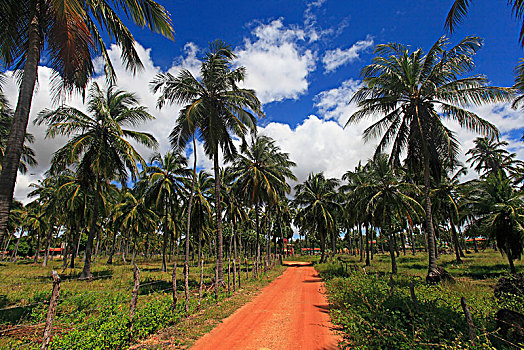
(316, 250), (524, 349)
(0, 255), (275, 349)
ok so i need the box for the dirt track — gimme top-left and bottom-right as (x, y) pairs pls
(190, 262), (340, 350)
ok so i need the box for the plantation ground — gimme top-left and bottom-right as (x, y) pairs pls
(0, 256), (283, 349)
(316, 250), (524, 349)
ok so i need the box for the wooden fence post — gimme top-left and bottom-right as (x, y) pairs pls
(41, 271), (61, 350)
(129, 264), (140, 318)
(172, 261), (177, 310)
(409, 282), (419, 313)
(461, 297), (476, 345)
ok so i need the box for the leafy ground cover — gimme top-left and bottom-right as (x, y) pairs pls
(316, 250), (524, 349)
(0, 256), (280, 349)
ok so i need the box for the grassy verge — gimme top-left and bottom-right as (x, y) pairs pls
(0, 257), (278, 349)
(316, 250), (524, 349)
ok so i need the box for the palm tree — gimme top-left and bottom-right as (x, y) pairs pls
(114, 189), (158, 266)
(294, 173), (340, 263)
(232, 135), (296, 270)
(467, 172), (524, 273)
(150, 40), (263, 282)
(347, 36), (512, 282)
(143, 151), (188, 271)
(35, 83), (157, 278)
(445, 1), (524, 46)
(466, 137), (522, 178)
(0, 0), (173, 246)
(430, 167), (467, 264)
(0, 96), (36, 175)
(353, 156), (422, 273)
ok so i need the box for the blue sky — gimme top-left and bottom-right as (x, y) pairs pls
(3, 0), (524, 201)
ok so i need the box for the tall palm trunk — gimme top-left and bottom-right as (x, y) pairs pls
(42, 225), (53, 267)
(162, 204), (169, 272)
(365, 224), (370, 266)
(81, 184), (100, 279)
(0, 6), (41, 244)
(34, 231), (41, 264)
(185, 135), (197, 310)
(255, 201), (260, 275)
(319, 229), (326, 263)
(450, 219), (463, 264)
(213, 150), (224, 282)
(423, 162), (439, 281)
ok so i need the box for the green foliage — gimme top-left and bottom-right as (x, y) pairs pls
(317, 254), (524, 349)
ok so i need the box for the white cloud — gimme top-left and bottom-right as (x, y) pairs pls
(235, 19), (316, 103)
(322, 36), (374, 72)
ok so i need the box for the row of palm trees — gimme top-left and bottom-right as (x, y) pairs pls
(0, 5), (523, 284)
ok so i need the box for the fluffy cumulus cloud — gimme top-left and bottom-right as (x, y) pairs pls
(235, 19), (316, 104)
(322, 36), (374, 72)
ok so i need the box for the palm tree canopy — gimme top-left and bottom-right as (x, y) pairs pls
(466, 137), (523, 177)
(347, 36), (512, 180)
(35, 82), (158, 186)
(294, 173), (341, 238)
(151, 40), (264, 160)
(445, 1), (524, 46)
(232, 135), (296, 207)
(0, 0), (174, 97)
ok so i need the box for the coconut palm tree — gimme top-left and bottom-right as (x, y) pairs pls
(142, 151), (189, 271)
(430, 167), (467, 264)
(347, 36), (512, 282)
(294, 173), (340, 263)
(353, 156), (423, 273)
(466, 137), (523, 178)
(467, 171), (524, 273)
(113, 189), (158, 266)
(35, 83), (157, 278)
(445, 1), (524, 46)
(0, 96), (36, 175)
(0, 0), (173, 246)
(232, 135), (296, 270)
(150, 40), (263, 282)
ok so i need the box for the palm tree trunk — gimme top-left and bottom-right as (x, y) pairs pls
(43, 225), (53, 267)
(107, 228), (117, 265)
(365, 225), (370, 266)
(213, 150), (224, 283)
(359, 224), (364, 262)
(185, 136), (197, 310)
(450, 220), (463, 264)
(34, 231), (41, 264)
(0, 5), (41, 245)
(255, 201), (260, 276)
(319, 230), (326, 263)
(423, 162), (439, 282)
(473, 237), (479, 253)
(162, 205), (169, 272)
(80, 184), (100, 279)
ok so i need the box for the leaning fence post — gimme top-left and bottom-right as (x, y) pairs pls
(409, 282), (419, 313)
(172, 261), (177, 310)
(41, 271), (61, 350)
(460, 297), (476, 345)
(129, 264), (140, 318)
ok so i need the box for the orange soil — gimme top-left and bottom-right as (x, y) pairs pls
(191, 263), (341, 350)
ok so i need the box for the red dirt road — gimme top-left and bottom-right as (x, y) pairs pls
(191, 263), (340, 350)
